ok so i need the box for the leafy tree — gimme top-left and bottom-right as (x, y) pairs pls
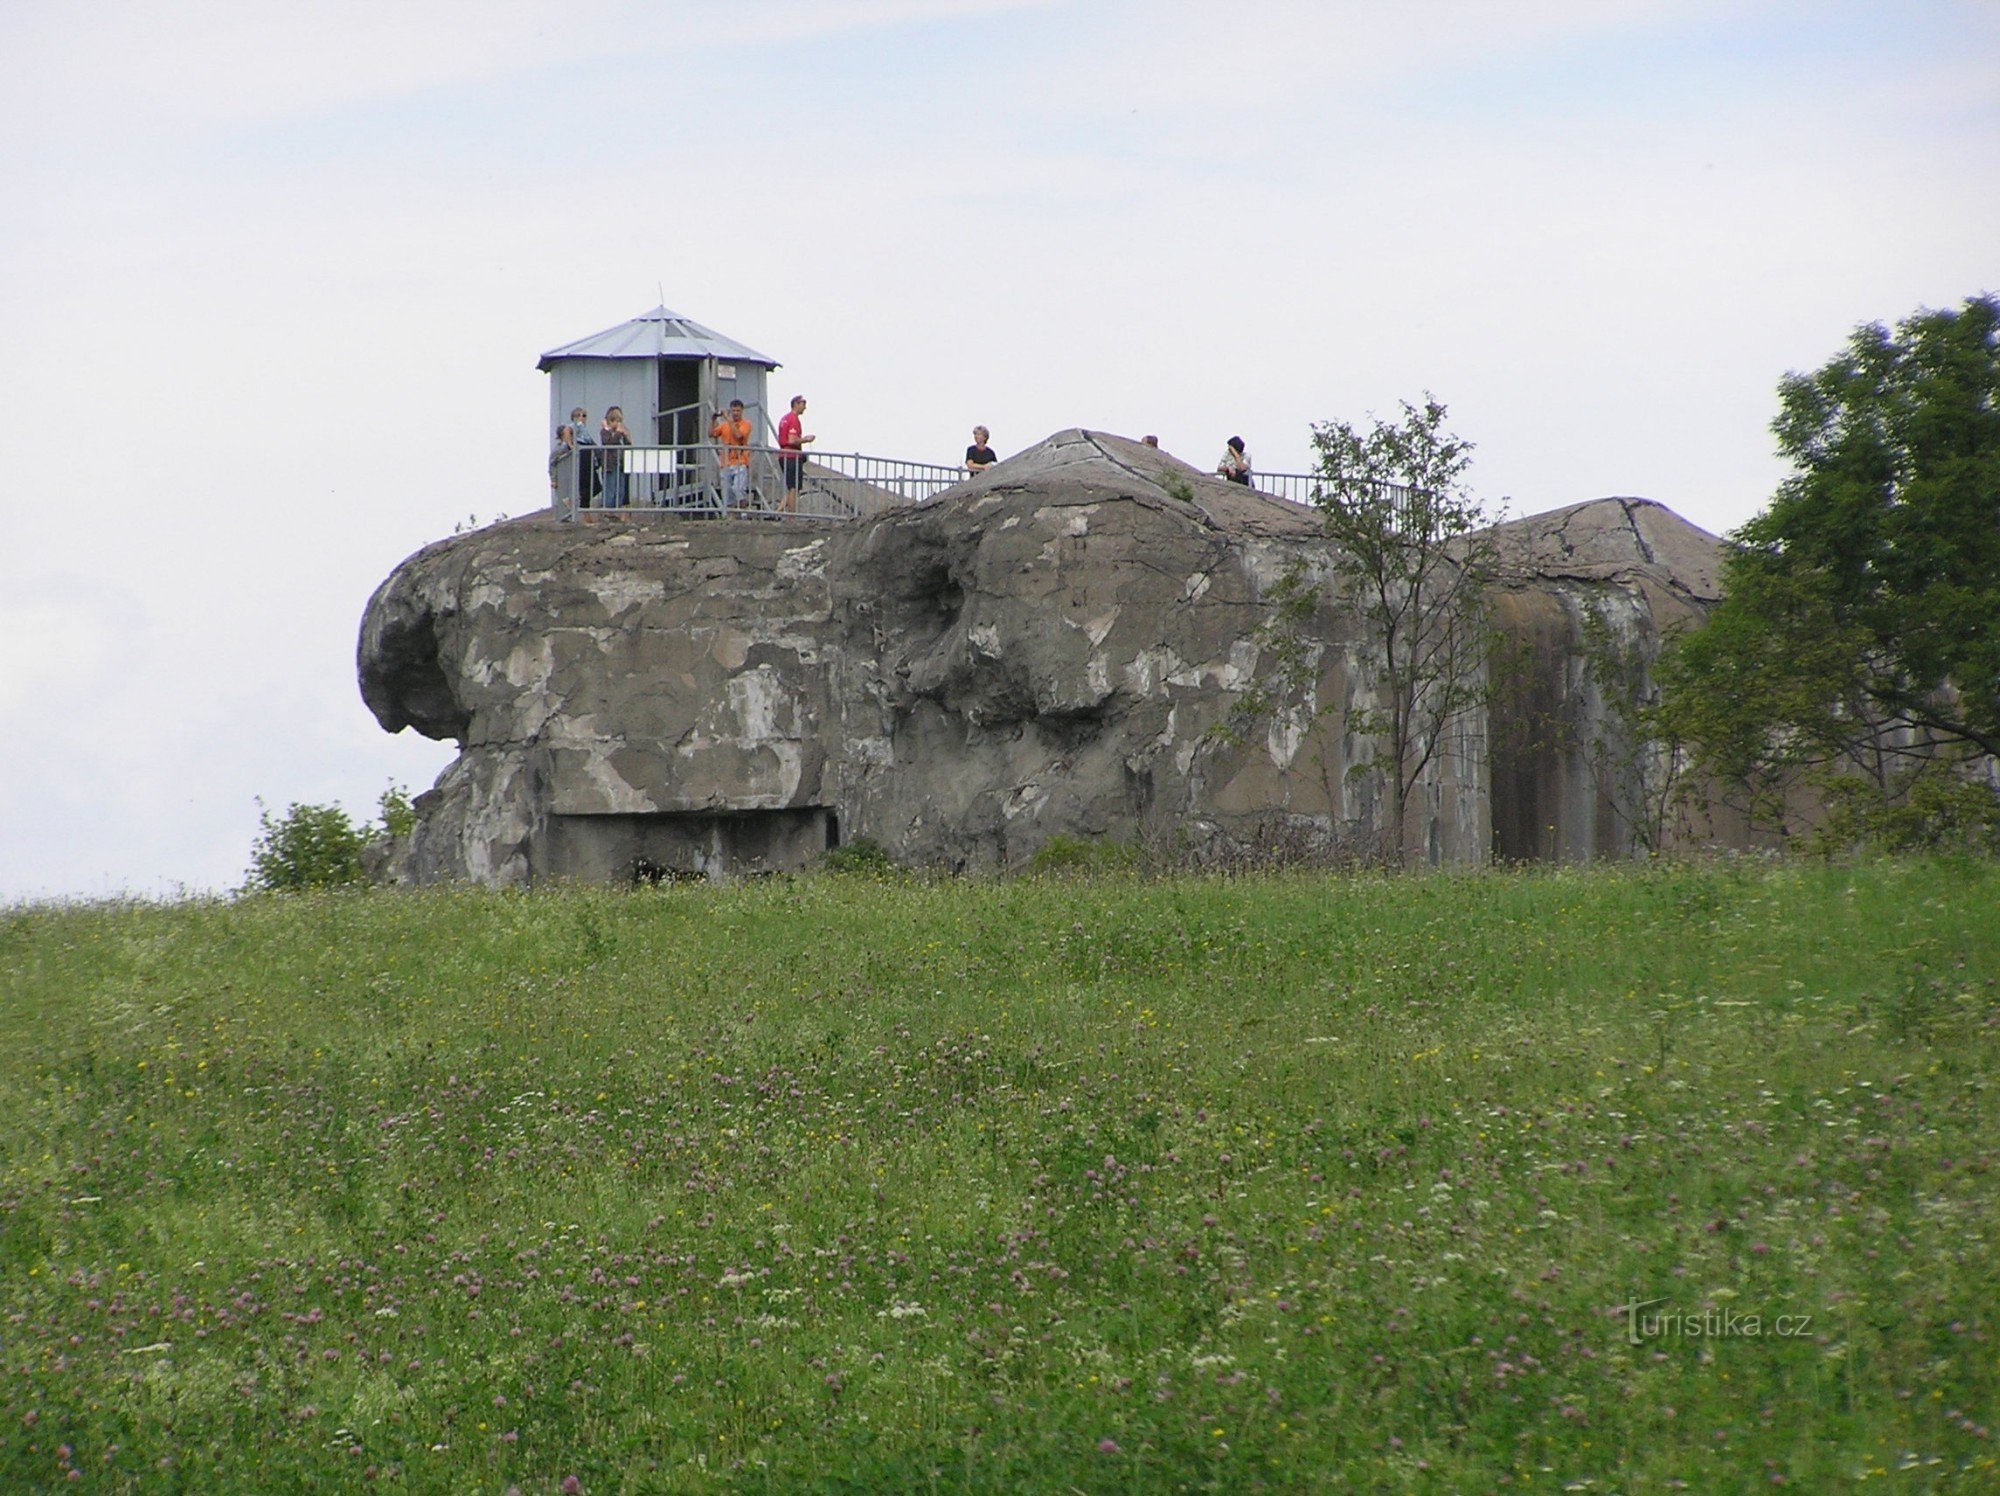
(244, 783), (416, 892)
(1310, 396), (1497, 861)
(246, 801), (369, 891)
(1660, 295), (2000, 823)
(1804, 762), (2000, 857)
(377, 784), (417, 840)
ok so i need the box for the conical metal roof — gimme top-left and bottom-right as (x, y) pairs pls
(536, 306), (780, 371)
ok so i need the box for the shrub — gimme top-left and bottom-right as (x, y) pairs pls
(378, 784), (417, 840)
(245, 782), (417, 892)
(246, 801), (369, 891)
(1804, 767), (2000, 857)
(1025, 834), (1143, 876)
(820, 836), (900, 876)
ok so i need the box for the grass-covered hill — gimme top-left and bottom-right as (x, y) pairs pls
(2, 860), (1996, 1491)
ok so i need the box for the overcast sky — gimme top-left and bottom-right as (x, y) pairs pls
(2, 0), (1995, 901)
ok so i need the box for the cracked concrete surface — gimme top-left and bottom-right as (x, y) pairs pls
(359, 431), (1728, 882)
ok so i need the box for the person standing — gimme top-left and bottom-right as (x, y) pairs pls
(1217, 435), (1252, 486)
(964, 425), (998, 473)
(599, 406), (632, 509)
(711, 398), (753, 510)
(777, 394), (814, 513)
(570, 406), (598, 508)
(550, 423), (576, 508)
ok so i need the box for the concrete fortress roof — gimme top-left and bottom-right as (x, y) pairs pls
(535, 305), (781, 371)
(955, 428), (1327, 540)
(1483, 495), (1726, 602)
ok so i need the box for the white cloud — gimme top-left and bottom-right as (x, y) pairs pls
(0, 0), (1061, 150)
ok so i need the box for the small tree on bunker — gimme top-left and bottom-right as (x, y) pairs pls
(1310, 396), (1497, 862)
(1658, 294), (2000, 834)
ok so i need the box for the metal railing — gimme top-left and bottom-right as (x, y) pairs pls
(1252, 471), (1420, 513)
(544, 446), (1427, 526)
(549, 443), (966, 521)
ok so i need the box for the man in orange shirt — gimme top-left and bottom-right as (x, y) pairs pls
(711, 399), (753, 510)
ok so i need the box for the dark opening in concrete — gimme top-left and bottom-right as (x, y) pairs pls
(541, 808), (837, 884)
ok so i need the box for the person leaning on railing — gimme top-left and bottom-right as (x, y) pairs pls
(599, 406), (632, 509)
(570, 406), (599, 507)
(711, 399), (753, 510)
(777, 394), (814, 513)
(1217, 435), (1252, 486)
(549, 423), (575, 504)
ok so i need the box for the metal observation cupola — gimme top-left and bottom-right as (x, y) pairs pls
(537, 306), (782, 446)
(535, 308), (963, 520)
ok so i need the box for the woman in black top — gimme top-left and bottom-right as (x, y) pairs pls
(964, 425), (998, 473)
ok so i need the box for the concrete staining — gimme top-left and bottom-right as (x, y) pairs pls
(359, 430), (1726, 883)
(1483, 497), (1737, 861)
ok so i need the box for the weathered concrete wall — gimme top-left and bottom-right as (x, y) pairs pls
(1482, 497), (1767, 860)
(360, 431), (1492, 883)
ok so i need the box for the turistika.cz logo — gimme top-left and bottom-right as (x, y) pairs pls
(1616, 1298), (1814, 1346)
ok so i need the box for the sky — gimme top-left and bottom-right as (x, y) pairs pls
(2, 0), (1995, 901)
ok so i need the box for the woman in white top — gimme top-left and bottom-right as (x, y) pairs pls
(1217, 436), (1251, 485)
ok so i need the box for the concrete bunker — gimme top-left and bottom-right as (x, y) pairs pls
(359, 430), (1745, 883)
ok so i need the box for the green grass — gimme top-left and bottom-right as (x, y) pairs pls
(2, 859), (1996, 1492)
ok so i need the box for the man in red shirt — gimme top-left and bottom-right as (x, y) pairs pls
(776, 394), (815, 513)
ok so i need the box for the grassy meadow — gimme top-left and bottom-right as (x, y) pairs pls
(2, 859), (1997, 1492)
